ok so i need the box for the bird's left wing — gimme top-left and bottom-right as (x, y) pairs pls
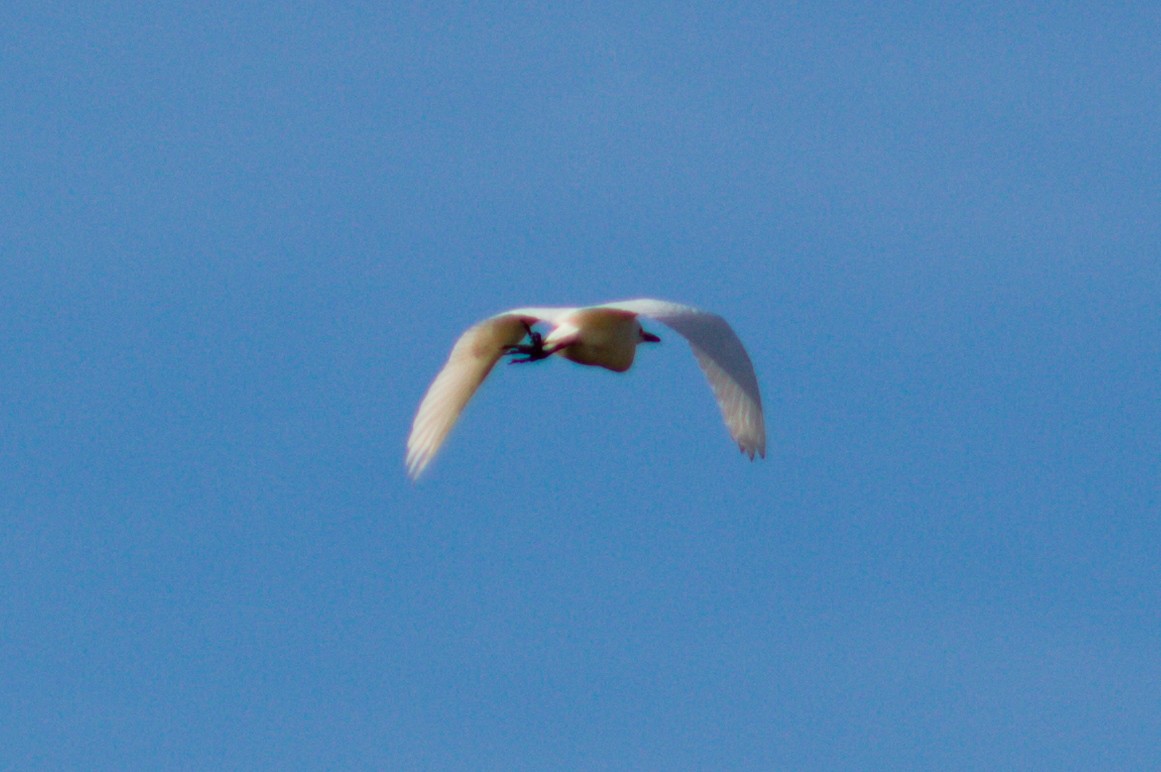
(602, 298), (766, 459)
(406, 311), (544, 479)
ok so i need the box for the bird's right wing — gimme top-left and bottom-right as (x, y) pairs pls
(406, 313), (535, 479)
(603, 298), (766, 459)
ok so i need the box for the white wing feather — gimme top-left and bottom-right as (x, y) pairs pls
(602, 298), (766, 459)
(406, 300), (764, 479)
(406, 311), (550, 479)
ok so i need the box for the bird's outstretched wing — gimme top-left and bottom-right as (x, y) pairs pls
(602, 298), (766, 459)
(406, 312), (538, 479)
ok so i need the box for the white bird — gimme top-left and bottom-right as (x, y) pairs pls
(405, 298), (765, 479)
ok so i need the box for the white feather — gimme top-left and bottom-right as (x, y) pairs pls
(406, 299), (765, 479)
(601, 299), (766, 460)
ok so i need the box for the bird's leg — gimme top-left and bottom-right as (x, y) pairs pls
(505, 333), (548, 364)
(502, 321), (552, 364)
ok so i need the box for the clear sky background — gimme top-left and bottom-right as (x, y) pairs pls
(3, 3), (1159, 768)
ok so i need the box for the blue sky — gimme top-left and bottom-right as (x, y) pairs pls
(3, 3), (1159, 768)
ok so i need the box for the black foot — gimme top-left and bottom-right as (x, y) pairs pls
(503, 322), (551, 364)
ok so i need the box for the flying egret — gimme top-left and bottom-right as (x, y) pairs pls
(406, 298), (765, 479)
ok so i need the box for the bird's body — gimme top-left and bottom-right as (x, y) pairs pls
(406, 298), (765, 479)
(540, 307), (652, 371)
